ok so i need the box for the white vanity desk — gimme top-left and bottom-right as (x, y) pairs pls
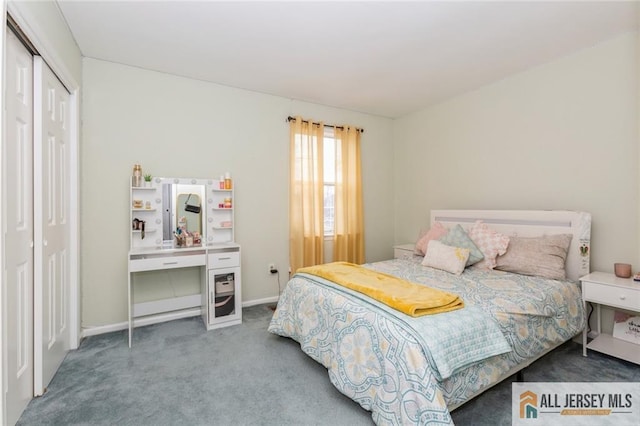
(128, 175), (240, 347)
(128, 243), (241, 347)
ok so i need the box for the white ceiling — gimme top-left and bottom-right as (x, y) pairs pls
(56, 1), (638, 118)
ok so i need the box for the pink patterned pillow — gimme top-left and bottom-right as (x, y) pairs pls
(415, 221), (448, 256)
(468, 220), (510, 270)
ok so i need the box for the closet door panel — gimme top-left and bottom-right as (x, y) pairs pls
(4, 28), (34, 426)
(33, 57), (71, 396)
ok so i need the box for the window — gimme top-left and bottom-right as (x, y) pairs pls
(289, 115), (364, 270)
(323, 129), (336, 236)
(290, 126), (336, 236)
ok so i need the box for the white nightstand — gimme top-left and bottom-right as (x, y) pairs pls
(393, 243), (416, 260)
(581, 272), (640, 365)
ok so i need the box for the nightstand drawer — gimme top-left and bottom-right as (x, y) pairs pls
(394, 249), (414, 260)
(393, 243), (416, 260)
(583, 281), (640, 310)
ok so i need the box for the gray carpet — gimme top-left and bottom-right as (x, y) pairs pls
(17, 304), (640, 425)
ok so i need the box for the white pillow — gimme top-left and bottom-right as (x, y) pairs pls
(422, 240), (470, 275)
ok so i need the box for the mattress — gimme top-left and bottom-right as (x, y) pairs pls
(268, 256), (585, 425)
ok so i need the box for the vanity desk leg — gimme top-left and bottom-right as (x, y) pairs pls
(128, 271), (133, 348)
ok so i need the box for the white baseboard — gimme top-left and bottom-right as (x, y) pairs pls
(242, 295), (279, 307)
(80, 296), (280, 339)
(81, 308), (202, 338)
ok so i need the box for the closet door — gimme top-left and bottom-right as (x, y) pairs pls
(33, 57), (71, 395)
(4, 28), (34, 425)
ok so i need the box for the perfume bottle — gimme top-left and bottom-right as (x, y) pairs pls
(132, 164), (142, 187)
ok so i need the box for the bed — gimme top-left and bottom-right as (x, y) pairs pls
(268, 210), (591, 425)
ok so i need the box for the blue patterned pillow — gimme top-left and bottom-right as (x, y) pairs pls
(438, 224), (484, 266)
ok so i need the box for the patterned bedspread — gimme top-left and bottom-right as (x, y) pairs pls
(268, 258), (585, 425)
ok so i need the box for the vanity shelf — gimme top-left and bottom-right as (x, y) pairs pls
(130, 182), (163, 250)
(208, 181), (234, 244)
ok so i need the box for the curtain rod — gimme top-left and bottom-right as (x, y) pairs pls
(287, 116), (364, 133)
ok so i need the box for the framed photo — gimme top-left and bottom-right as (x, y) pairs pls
(613, 311), (640, 345)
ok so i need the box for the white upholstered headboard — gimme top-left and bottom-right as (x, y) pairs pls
(430, 210), (591, 282)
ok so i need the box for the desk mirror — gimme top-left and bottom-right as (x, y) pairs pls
(159, 178), (207, 246)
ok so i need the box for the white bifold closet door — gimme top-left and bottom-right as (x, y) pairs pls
(4, 27), (72, 425)
(33, 56), (72, 396)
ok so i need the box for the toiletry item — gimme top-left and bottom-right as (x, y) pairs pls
(224, 172), (232, 190)
(132, 164), (142, 187)
(224, 197), (232, 208)
(219, 175), (224, 189)
(140, 220), (145, 239)
(178, 216), (187, 226)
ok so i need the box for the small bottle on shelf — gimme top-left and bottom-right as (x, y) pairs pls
(132, 164), (142, 187)
(224, 172), (232, 190)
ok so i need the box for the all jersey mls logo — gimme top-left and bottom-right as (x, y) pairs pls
(513, 382), (640, 426)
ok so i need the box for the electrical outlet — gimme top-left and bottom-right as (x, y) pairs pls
(269, 263), (277, 274)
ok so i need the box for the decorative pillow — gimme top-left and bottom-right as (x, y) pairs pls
(467, 220), (510, 270)
(494, 234), (573, 280)
(414, 229), (428, 255)
(422, 240), (470, 275)
(414, 221), (448, 255)
(438, 224), (484, 266)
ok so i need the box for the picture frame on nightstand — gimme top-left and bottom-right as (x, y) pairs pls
(612, 311), (640, 345)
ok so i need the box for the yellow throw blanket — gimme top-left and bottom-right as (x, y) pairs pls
(297, 262), (464, 317)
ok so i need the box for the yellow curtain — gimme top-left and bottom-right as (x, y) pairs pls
(333, 125), (365, 264)
(289, 117), (325, 274)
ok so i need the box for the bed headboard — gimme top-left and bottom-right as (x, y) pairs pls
(430, 210), (591, 282)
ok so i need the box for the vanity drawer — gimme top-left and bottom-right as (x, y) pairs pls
(129, 254), (206, 272)
(208, 251), (240, 269)
(583, 281), (640, 311)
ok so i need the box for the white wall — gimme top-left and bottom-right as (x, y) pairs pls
(81, 58), (394, 327)
(79, 28), (640, 330)
(393, 32), (639, 274)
